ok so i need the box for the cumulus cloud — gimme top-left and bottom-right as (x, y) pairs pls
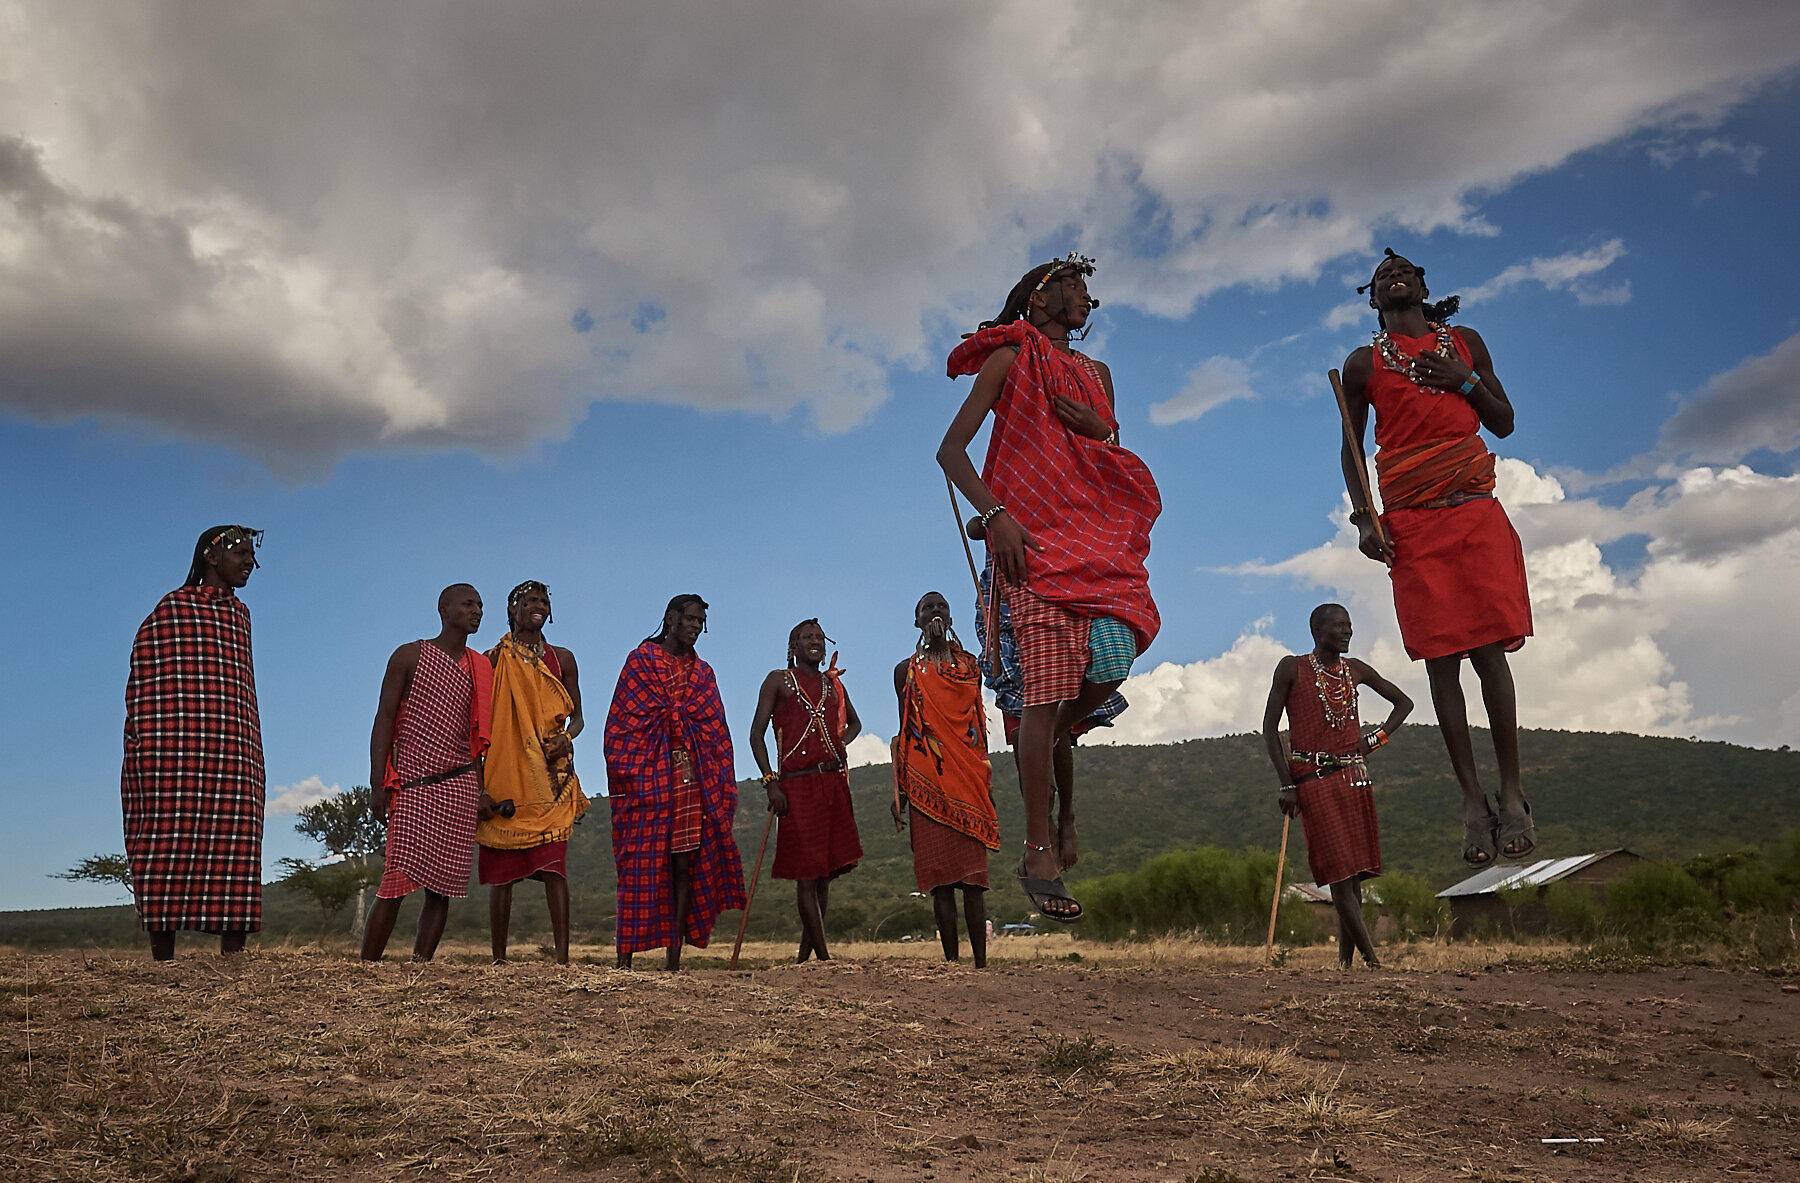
(1, 2), (1797, 467)
(844, 733), (891, 769)
(268, 775), (339, 815)
(1149, 356), (1256, 425)
(1084, 457), (1800, 750)
(1458, 239), (1631, 307)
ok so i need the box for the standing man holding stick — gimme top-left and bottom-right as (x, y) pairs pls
(748, 619), (865, 964)
(1338, 249), (1534, 866)
(1262, 604), (1411, 969)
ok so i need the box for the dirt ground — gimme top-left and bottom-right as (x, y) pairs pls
(4, 936), (1798, 1182)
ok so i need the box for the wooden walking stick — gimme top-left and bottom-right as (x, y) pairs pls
(945, 473), (1000, 678)
(1329, 368), (1391, 566)
(728, 805), (776, 969)
(1264, 813), (1291, 963)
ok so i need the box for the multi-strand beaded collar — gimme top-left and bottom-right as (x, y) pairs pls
(1308, 653), (1358, 730)
(1373, 322), (1456, 382)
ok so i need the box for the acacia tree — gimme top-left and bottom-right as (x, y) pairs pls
(293, 786), (385, 936)
(53, 854), (134, 897)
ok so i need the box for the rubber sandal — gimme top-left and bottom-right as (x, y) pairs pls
(1462, 812), (1499, 867)
(1017, 844), (1082, 923)
(1498, 798), (1536, 860)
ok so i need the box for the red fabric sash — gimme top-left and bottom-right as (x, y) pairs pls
(947, 321), (1161, 652)
(1375, 434), (1496, 511)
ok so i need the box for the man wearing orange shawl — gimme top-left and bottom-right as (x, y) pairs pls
(1339, 250), (1535, 868)
(749, 619), (864, 964)
(362, 584), (493, 962)
(478, 581), (589, 964)
(891, 592), (998, 967)
(939, 254), (1160, 922)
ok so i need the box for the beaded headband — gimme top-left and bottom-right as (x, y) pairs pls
(1032, 251), (1099, 302)
(508, 580), (552, 625)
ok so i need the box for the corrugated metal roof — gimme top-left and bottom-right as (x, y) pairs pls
(1283, 883), (1334, 904)
(1437, 851), (1624, 898)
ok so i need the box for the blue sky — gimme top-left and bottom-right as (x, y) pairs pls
(5, 2), (1800, 910)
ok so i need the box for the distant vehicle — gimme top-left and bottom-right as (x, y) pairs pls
(1000, 923), (1036, 935)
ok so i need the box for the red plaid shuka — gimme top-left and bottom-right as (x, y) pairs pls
(948, 321), (1162, 653)
(377, 641), (491, 899)
(604, 642), (746, 955)
(1285, 656), (1381, 887)
(121, 586), (266, 932)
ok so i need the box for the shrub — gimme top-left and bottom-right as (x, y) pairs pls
(1373, 873), (1445, 943)
(1078, 846), (1311, 943)
(1543, 882), (1602, 940)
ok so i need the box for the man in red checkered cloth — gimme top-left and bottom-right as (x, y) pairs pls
(122, 525), (267, 961)
(361, 584), (493, 962)
(939, 254), (1160, 923)
(604, 594), (746, 970)
(1261, 604), (1412, 969)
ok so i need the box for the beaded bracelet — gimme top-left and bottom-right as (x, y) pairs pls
(1364, 727), (1389, 753)
(979, 503), (1009, 528)
(1348, 506), (1373, 525)
(1458, 372), (1481, 395)
(1104, 427), (1119, 445)
(759, 771), (780, 787)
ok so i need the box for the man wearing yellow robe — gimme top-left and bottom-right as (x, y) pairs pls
(478, 581), (588, 963)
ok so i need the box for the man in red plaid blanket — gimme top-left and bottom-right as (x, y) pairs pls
(361, 584), (493, 962)
(122, 525), (267, 961)
(1261, 604), (1412, 969)
(938, 254), (1161, 922)
(604, 595), (746, 970)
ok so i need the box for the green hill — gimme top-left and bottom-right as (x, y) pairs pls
(8, 728), (1797, 949)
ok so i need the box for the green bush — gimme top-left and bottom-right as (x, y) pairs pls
(1372, 872), (1444, 942)
(1542, 882), (1602, 940)
(1078, 846), (1311, 943)
(1722, 863), (1790, 914)
(1606, 862), (1716, 929)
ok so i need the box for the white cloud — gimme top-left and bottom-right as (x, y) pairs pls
(1658, 332), (1800, 465)
(844, 732), (891, 769)
(1082, 458), (1800, 749)
(1458, 239), (1631, 307)
(1, 2), (1797, 467)
(1149, 356), (1256, 425)
(268, 775), (339, 815)
(1324, 300), (1367, 331)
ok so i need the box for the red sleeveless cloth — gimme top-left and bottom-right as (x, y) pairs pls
(379, 641), (485, 898)
(1366, 328), (1532, 661)
(1284, 655), (1381, 887)
(947, 321), (1161, 653)
(770, 667), (862, 881)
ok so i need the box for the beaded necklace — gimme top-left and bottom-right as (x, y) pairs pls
(780, 667), (839, 764)
(1308, 653), (1357, 730)
(1373, 322), (1455, 383)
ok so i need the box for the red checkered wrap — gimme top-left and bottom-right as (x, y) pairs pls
(378, 641), (482, 899)
(997, 579), (1091, 706)
(948, 321), (1161, 653)
(669, 751), (703, 853)
(1286, 656), (1381, 886)
(604, 642), (746, 955)
(121, 586), (266, 932)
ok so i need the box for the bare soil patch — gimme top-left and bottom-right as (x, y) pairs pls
(4, 938), (1798, 1181)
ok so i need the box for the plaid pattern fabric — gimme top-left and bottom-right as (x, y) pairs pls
(478, 839), (568, 886)
(121, 587), (266, 931)
(1286, 656), (1381, 886)
(604, 642), (746, 955)
(1084, 616), (1137, 683)
(949, 321), (1161, 652)
(379, 640), (482, 898)
(1001, 578), (1090, 707)
(978, 563), (1128, 728)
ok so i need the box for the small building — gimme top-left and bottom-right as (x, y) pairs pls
(1436, 850), (1641, 939)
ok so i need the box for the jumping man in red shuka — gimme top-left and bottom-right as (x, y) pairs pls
(1338, 250), (1535, 867)
(938, 255), (1161, 922)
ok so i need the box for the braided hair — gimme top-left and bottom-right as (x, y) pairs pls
(977, 254), (1099, 331)
(182, 525), (262, 587)
(786, 618), (834, 667)
(646, 593), (709, 644)
(1356, 248), (1460, 329)
(507, 580), (552, 630)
